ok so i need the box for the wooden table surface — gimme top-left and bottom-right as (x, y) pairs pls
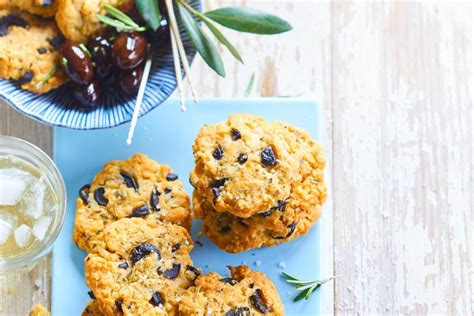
(0, 1), (472, 315)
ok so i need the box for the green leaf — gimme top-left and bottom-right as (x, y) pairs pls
(97, 14), (146, 31)
(178, 4), (225, 77)
(136, 0), (162, 31)
(293, 290), (308, 302)
(281, 272), (299, 281)
(102, 4), (139, 28)
(245, 72), (255, 97)
(205, 7), (292, 34)
(35, 65), (59, 89)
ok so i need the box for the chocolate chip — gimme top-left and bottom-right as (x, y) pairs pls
(118, 262), (129, 269)
(37, 47), (47, 54)
(226, 307), (250, 316)
(261, 146), (277, 167)
(213, 146), (224, 160)
(219, 226), (231, 233)
(0, 15), (29, 36)
(149, 292), (163, 307)
(237, 154), (248, 164)
(220, 277), (237, 285)
(115, 299), (123, 312)
(250, 289), (270, 314)
(162, 263), (181, 279)
(186, 265), (201, 280)
(272, 222), (298, 240)
(79, 184), (90, 204)
(166, 173), (178, 181)
(130, 243), (160, 264)
(195, 240), (203, 247)
(131, 204), (149, 217)
(259, 200), (287, 217)
(94, 187), (108, 206)
(150, 187), (160, 211)
(164, 187), (172, 194)
(17, 72), (33, 84)
(48, 35), (65, 49)
(211, 178), (228, 188)
(87, 290), (96, 300)
(120, 172), (138, 191)
(230, 128), (241, 141)
(171, 243), (181, 252)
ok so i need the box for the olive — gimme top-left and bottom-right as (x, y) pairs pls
(62, 40), (94, 84)
(148, 19), (169, 44)
(118, 65), (143, 96)
(118, 0), (141, 22)
(73, 81), (101, 109)
(88, 35), (112, 79)
(112, 32), (147, 70)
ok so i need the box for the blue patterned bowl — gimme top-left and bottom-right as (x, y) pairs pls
(0, 0), (200, 130)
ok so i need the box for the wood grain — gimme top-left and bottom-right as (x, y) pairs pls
(0, 1), (472, 315)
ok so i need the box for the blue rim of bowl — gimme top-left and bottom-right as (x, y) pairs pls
(0, 0), (201, 130)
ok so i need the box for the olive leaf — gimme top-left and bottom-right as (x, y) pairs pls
(177, 3), (225, 77)
(205, 7), (292, 34)
(179, 0), (242, 63)
(136, 0), (162, 31)
(282, 272), (338, 302)
(103, 4), (140, 28)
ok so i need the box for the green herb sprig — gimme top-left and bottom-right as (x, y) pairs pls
(97, 4), (146, 32)
(282, 272), (339, 302)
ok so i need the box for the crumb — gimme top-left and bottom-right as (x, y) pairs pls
(277, 262), (286, 269)
(254, 260), (262, 266)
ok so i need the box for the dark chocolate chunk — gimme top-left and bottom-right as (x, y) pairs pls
(259, 200), (287, 217)
(48, 35), (65, 49)
(0, 15), (29, 36)
(185, 265), (201, 280)
(149, 292), (163, 307)
(17, 72), (33, 84)
(87, 290), (96, 300)
(171, 243), (181, 252)
(130, 243), (160, 264)
(219, 226), (231, 233)
(211, 178), (228, 188)
(220, 277), (237, 285)
(226, 307), (250, 316)
(164, 187), (172, 194)
(150, 187), (160, 211)
(230, 128), (241, 141)
(79, 184), (90, 204)
(37, 47), (47, 54)
(213, 146), (224, 160)
(250, 289), (270, 314)
(131, 204), (149, 217)
(237, 153), (248, 164)
(272, 222), (298, 240)
(115, 299), (123, 312)
(118, 262), (129, 269)
(94, 187), (108, 206)
(120, 172), (138, 191)
(162, 263), (181, 279)
(166, 173), (178, 181)
(261, 146), (277, 167)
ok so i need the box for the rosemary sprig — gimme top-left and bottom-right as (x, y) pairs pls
(35, 65), (59, 89)
(282, 272), (339, 302)
(97, 4), (146, 32)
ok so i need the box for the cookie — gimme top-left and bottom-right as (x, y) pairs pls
(55, 0), (120, 42)
(11, 0), (58, 17)
(180, 265), (284, 315)
(82, 301), (103, 316)
(190, 114), (308, 218)
(30, 304), (50, 316)
(195, 133), (326, 252)
(73, 153), (192, 253)
(85, 218), (200, 316)
(0, 7), (67, 93)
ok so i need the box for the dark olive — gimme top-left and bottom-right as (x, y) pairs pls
(118, 0), (141, 22)
(112, 32), (147, 70)
(62, 40), (94, 84)
(88, 35), (112, 79)
(118, 65), (143, 96)
(147, 19), (170, 44)
(73, 81), (101, 109)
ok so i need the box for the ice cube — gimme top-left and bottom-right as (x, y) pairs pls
(22, 176), (46, 219)
(0, 168), (31, 206)
(32, 216), (52, 241)
(0, 210), (18, 245)
(14, 224), (32, 248)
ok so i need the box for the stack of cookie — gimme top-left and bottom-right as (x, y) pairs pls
(74, 154), (284, 315)
(190, 114), (327, 253)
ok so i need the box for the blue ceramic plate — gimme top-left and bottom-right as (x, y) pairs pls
(0, 0), (200, 130)
(52, 98), (327, 315)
